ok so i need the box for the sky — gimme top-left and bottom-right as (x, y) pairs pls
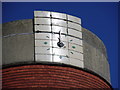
(2, 2), (118, 88)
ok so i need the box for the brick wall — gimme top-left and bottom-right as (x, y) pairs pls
(2, 65), (111, 89)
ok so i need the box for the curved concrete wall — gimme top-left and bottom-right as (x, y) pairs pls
(2, 11), (110, 84)
(2, 19), (34, 64)
(82, 28), (110, 83)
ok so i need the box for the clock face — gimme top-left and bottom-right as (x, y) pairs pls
(34, 11), (84, 68)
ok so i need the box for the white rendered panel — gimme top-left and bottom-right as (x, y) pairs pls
(68, 29), (82, 38)
(34, 11), (50, 17)
(69, 43), (83, 53)
(52, 26), (67, 34)
(53, 48), (68, 56)
(68, 15), (81, 24)
(68, 36), (83, 46)
(34, 11), (84, 69)
(53, 41), (68, 49)
(68, 22), (81, 31)
(35, 25), (51, 32)
(70, 58), (84, 68)
(51, 12), (66, 19)
(34, 18), (51, 25)
(53, 34), (67, 41)
(36, 54), (52, 62)
(35, 47), (52, 54)
(35, 40), (52, 47)
(53, 55), (69, 64)
(35, 33), (52, 40)
(69, 50), (83, 60)
(52, 19), (67, 27)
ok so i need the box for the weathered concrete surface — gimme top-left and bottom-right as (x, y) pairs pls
(82, 28), (110, 83)
(2, 19), (34, 64)
(2, 19), (111, 83)
(3, 19), (33, 36)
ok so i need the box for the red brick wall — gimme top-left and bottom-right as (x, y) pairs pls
(2, 65), (111, 89)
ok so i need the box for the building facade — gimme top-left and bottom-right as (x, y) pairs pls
(2, 11), (112, 89)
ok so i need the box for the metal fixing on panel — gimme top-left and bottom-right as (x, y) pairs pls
(52, 34), (67, 41)
(51, 12), (67, 19)
(52, 19), (67, 27)
(53, 48), (68, 56)
(53, 40), (68, 49)
(69, 50), (83, 60)
(34, 18), (51, 25)
(68, 36), (83, 46)
(35, 54), (52, 62)
(70, 58), (84, 68)
(69, 43), (83, 53)
(35, 25), (51, 32)
(68, 28), (82, 39)
(68, 15), (81, 24)
(34, 11), (51, 17)
(53, 55), (69, 64)
(35, 40), (52, 47)
(35, 33), (52, 40)
(52, 26), (67, 34)
(68, 22), (81, 31)
(35, 47), (52, 54)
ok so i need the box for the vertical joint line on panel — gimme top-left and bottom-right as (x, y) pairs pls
(50, 12), (53, 62)
(66, 14), (68, 34)
(33, 17), (36, 62)
(66, 14), (69, 63)
(81, 21), (84, 68)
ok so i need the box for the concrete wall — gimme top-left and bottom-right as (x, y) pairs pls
(2, 19), (110, 83)
(82, 28), (110, 83)
(2, 19), (34, 64)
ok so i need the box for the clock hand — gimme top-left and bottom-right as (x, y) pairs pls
(57, 30), (64, 48)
